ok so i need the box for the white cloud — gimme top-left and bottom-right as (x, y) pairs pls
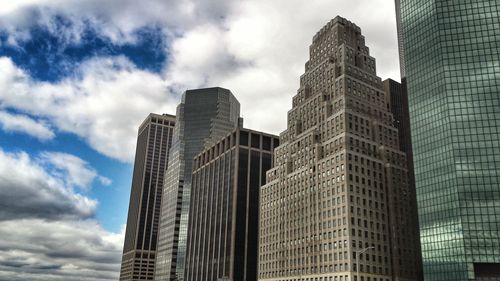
(98, 176), (112, 186)
(165, 24), (240, 87)
(0, 111), (55, 141)
(0, 0), (228, 45)
(161, 0), (400, 134)
(0, 0), (400, 159)
(0, 56), (177, 162)
(0, 0), (45, 16)
(39, 151), (112, 190)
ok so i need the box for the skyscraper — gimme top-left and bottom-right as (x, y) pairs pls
(156, 87), (241, 281)
(394, 0), (406, 79)
(120, 113), (175, 281)
(258, 16), (420, 281)
(185, 127), (279, 281)
(397, 1), (500, 280)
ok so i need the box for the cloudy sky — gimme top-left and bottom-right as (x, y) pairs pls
(0, 0), (401, 280)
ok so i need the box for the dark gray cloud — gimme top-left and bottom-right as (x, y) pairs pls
(0, 148), (123, 281)
(0, 219), (123, 281)
(0, 149), (96, 221)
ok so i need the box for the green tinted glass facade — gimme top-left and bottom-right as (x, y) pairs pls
(398, 0), (500, 280)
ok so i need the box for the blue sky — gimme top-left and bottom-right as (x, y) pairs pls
(0, 24), (167, 82)
(0, 1), (399, 280)
(0, 17), (167, 232)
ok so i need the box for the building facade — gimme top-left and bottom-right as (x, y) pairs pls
(382, 79), (423, 281)
(120, 113), (175, 281)
(156, 87), (241, 281)
(394, 0), (405, 78)
(258, 17), (420, 281)
(185, 127), (279, 281)
(397, 1), (500, 280)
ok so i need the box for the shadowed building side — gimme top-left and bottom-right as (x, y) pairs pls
(383, 79), (423, 281)
(120, 113), (175, 281)
(185, 127), (279, 281)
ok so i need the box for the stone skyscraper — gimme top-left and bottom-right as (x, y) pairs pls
(397, 0), (500, 280)
(258, 17), (420, 281)
(120, 113), (175, 281)
(155, 87), (241, 281)
(185, 127), (279, 281)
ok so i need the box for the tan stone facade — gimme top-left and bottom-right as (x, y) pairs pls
(258, 17), (420, 281)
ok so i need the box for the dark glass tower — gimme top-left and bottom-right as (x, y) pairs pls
(155, 87), (241, 281)
(185, 127), (279, 281)
(397, 1), (500, 280)
(120, 113), (175, 281)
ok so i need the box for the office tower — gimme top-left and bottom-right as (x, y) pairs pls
(184, 127), (279, 281)
(156, 87), (241, 281)
(394, 0), (405, 79)
(120, 113), (175, 281)
(397, 1), (500, 280)
(258, 16), (420, 281)
(382, 79), (423, 280)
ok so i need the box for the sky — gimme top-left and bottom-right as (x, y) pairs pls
(0, 0), (401, 280)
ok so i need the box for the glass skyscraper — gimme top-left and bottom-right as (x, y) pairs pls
(397, 1), (500, 280)
(155, 87), (241, 281)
